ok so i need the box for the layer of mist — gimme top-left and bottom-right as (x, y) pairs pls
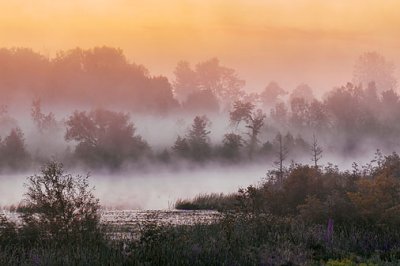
(0, 164), (266, 210)
(0, 48), (399, 210)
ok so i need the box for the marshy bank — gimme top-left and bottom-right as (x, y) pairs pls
(3, 153), (400, 265)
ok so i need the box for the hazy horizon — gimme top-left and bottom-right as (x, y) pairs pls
(2, 1), (400, 92)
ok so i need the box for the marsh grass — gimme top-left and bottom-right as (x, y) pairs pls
(2, 212), (400, 265)
(3, 154), (400, 265)
(175, 193), (237, 211)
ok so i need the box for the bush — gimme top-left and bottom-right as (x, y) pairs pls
(20, 161), (100, 242)
(0, 213), (17, 246)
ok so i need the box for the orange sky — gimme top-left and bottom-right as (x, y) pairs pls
(1, 0), (400, 92)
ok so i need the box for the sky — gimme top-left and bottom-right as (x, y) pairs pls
(1, 0), (400, 93)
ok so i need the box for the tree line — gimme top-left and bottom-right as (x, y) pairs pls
(1, 49), (400, 170)
(0, 47), (396, 114)
(0, 82), (399, 172)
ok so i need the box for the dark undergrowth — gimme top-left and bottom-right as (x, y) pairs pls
(3, 153), (400, 265)
(2, 214), (400, 265)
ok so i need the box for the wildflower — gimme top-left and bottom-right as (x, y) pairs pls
(325, 218), (334, 243)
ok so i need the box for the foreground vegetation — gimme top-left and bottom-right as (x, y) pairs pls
(3, 153), (400, 265)
(174, 151), (400, 264)
(3, 214), (400, 265)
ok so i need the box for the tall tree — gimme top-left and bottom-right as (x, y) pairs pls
(308, 100), (329, 132)
(173, 61), (198, 102)
(1, 128), (29, 169)
(270, 102), (288, 126)
(221, 133), (243, 160)
(289, 83), (315, 103)
(65, 109), (149, 168)
(274, 132), (289, 185)
(246, 110), (266, 159)
(195, 58), (245, 109)
(290, 97), (309, 129)
(230, 100), (266, 158)
(187, 116), (211, 161)
(229, 101), (255, 127)
(260, 81), (286, 107)
(353, 51), (397, 92)
(172, 136), (190, 158)
(31, 99), (57, 133)
(311, 134), (323, 169)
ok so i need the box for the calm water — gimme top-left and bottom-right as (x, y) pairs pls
(0, 163), (266, 210)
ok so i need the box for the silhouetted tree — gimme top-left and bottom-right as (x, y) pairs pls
(183, 89), (220, 113)
(0, 48), (49, 103)
(290, 97), (309, 129)
(187, 116), (211, 161)
(246, 110), (266, 159)
(308, 100), (329, 131)
(294, 135), (309, 155)
(145, 76), (180, 113)
(353, 51), (397, 92)
(65, 109), (149, 168)
(21, 161), (100, 241)
(0, 105), (18, 136)
(242, 92), (261, 106)
(31, 99), (57, 132)
(221, 133), (243, 160)
(157, 149), (171, 163)
(289, 83), (314, 103)
(270, 102), (288, 126)
(311, 134), (323, 169)
(260, 141), (274, 157)
(380, 89), (400, 126)
(229, 101), (254, 127)
(195, 58), (245, 109)
(0, 128), (29, 170)
(381, 89), (399, 107)
(260, 82), (286, 107)
(173, 61), (198, 102)
(172, 136), (190, 158)
(284, 132), (295, 152)
(273, 132), (289, 184)
(50, 46), (178, 112)
(229, 101), (266, 158)
(324, 83), (362, 133)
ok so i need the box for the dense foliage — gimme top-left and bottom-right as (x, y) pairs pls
(177, 151), (400, 226)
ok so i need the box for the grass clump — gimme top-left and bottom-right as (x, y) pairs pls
(175, 193), (237, 211)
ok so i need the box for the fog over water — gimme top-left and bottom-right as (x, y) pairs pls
(0, 152), (375, 210)
(0, 164), (265, 210)
(1, 47), (400, 213)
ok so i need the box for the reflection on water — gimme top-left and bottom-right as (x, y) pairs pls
(2, 209), (221, 240)
(102, 209), (220, 226)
